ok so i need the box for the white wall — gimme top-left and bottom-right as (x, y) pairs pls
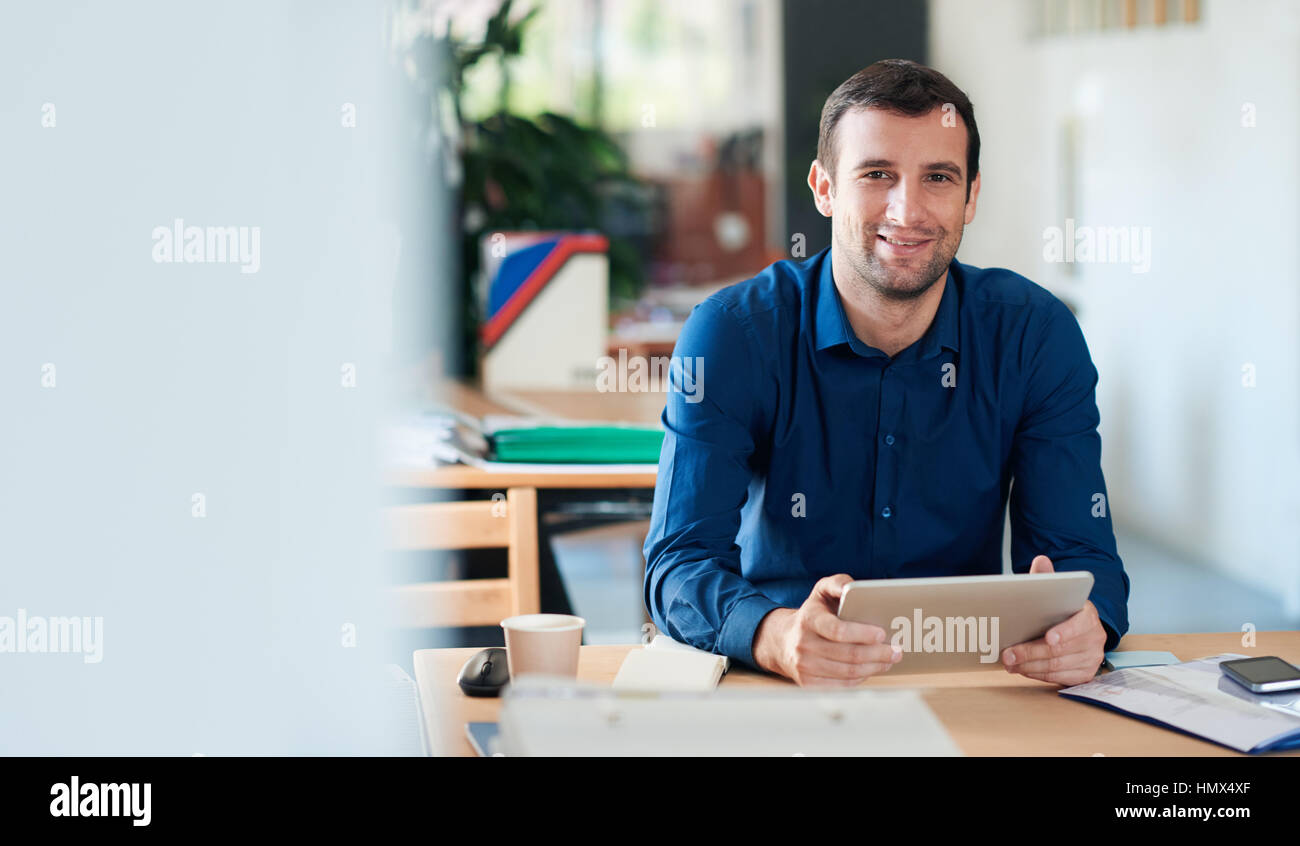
(931, 0), (1300, 616)
(1, 0), (409, 752)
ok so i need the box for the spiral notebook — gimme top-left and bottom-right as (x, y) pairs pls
(611, 635), (729, 693)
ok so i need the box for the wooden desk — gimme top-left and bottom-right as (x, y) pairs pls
(413, 631), (1300, 757)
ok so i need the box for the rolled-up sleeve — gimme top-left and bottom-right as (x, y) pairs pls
(643, 298), (780, 668)
(1009, 299), (1131, 651)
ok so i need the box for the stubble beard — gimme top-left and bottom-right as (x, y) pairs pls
(838, 219), (964, 303)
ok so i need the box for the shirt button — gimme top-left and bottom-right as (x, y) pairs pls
(881, 506), (892, 518)
(884, 434), (895, 446)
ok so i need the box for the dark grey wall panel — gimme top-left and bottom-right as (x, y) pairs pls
(781, 0), (928, 254)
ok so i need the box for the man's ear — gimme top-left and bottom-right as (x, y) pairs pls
(964, 170), (981, 225)
(807, 159), (834, 218)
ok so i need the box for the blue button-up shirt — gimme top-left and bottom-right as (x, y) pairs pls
(643, 247), (1129, 668)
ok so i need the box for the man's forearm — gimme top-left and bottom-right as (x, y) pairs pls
(751, 607), (794, 676)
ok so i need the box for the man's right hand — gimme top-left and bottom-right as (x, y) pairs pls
(751, 574), (901, 687)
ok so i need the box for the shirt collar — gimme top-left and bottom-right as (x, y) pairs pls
(814, 249), (961, 359)
(813, 249), (852, 352)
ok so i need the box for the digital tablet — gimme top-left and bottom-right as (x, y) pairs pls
(836, 572), (1094, 673)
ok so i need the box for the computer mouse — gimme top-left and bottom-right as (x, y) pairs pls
(457, 647), (510, 697)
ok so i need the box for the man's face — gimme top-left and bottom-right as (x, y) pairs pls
(810, 106), (979, 300)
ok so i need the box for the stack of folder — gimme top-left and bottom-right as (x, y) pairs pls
(487, 423), (664, 464)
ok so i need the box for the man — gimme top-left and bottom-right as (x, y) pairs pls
(643, 59), (1129, 688)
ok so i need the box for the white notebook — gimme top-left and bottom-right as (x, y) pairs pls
(646, 634), (730, 671)
(612, 637), (728, 693)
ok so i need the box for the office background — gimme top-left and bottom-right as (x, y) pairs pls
(419, 0), (1299, 645)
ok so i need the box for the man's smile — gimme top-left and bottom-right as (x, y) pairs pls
(875, 230), (936, 257)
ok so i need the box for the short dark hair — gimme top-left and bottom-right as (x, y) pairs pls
(817, 59), (979, 198)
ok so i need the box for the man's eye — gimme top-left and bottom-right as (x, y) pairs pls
(926, 173), (952, 182)
(862, 171), (888, 179)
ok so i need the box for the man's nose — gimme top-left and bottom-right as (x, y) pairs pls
(885, 178), (928, 229)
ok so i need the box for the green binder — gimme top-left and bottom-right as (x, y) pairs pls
(488, 425), (664, 464)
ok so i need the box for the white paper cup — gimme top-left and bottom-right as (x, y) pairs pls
(500, 613), (585, 679)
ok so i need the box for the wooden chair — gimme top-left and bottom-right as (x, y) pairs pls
(386, 487), (540, 627)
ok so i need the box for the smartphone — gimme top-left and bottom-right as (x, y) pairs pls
(1220, 656), (1300, 693)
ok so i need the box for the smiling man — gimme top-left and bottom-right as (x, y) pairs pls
(643, 59), (1130, 687)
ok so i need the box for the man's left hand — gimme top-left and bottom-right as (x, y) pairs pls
(1002, 555), (1107, 685)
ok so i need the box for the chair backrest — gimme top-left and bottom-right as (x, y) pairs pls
(387, 487), (539, 628)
